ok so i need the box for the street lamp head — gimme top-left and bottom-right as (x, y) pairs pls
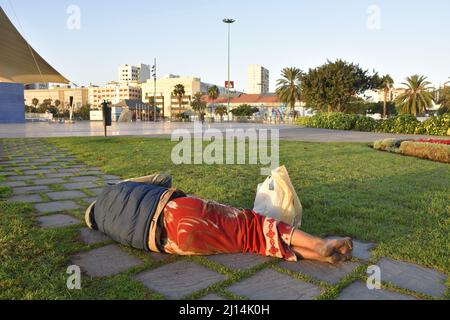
(223, 18), (236, 24)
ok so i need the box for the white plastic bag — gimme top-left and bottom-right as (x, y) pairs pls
(253, 166), (303, 227)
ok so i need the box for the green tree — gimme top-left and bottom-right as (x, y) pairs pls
(25, 105), (36, 113)
(76, 104), (91, 120)
(172, 84), (186, 115)
(37, 99), (53, 114)
(301, 59), (378, 112)
(395, 75), (434, 116)
(148, 96), (155, 106)
(191, 92), (207, 119)
(31, 98), (39, 109)
(230, 104), (259, 117)
(208, 85), (220, 105)
(376, 74), (394, 118)
(276, 67), (302, 118)
(54, 99), (62, 109)
(215, 105), (228, 122)
(436, 85), (450, 115)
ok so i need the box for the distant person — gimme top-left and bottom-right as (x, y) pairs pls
(85, 174), (353, 263)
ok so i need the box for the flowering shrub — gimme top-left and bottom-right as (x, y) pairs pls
(297, 113), (450, 136)
(415, 114), (450, 136)
(399, 141), (450, 163)
(354, 116), (377, 132)
(417, 139), (450, 145)
(373, 138), (401, 152)
(373, 139), (450, 163)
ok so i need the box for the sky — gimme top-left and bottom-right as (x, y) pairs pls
(1, 0), (449, 91)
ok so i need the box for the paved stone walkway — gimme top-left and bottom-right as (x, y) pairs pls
(0, 121), (446, 142)
(0, 139), (447, 300)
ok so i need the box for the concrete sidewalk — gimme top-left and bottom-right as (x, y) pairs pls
(0, 121), (445, 142)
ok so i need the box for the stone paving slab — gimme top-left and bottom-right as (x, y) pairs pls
(79, 228), (111, 245)
(31, 178), (65, 185)
(6, 175), (40, 181)
(228, 269), (322, 300)
(71, 245), (143, 277)
(65, 165), (87, 169)
(83, 197), (97, 204)
(99, 174), (121, 180)
(5, 166), (33, 171)
(13, 185), (50, 195)
(89, 188), (105, 196)
(326, 236), (376, 261)
(279, 260), (360, 285)
(8, 194), (44, 203)
(337, 281), (417, 300)
(38, 214), (81, 228)
(69, 176), (101, 183)
(23, 169), (52, 175)
(206, 253), (272, 270)
(200, 294), (227, 301)
(46, 190), (87, 200)
(0, 181), (28, 187)
(58, 168), (83, 173)
(34, 201), (82, 214)
(135, 261), (227, 299)
(61, 182), (98, 190)
(80, 171), (103, 176)
(24, 163), (54, 167)
(145, 252), (171, 262)
(377, 258), (447, 298)
(45, 173), (75, 178)
(0, 172), (20, 176)
(35, 165), (62, 170)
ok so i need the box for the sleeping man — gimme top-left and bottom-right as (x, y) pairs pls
(85, 174), (353, 263)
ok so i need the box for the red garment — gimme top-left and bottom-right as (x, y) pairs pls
(160, 196), (297, 262)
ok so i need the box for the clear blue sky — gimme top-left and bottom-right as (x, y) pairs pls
(2, 0), (449, 91)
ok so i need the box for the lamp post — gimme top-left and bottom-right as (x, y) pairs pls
(223, 18), (235, 122)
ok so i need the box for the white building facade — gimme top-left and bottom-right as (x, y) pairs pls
(141, 75), (227, 118)
(88, 82), (142, 108)
(247, 64), (270, 94)
(118, 64), (151, 84)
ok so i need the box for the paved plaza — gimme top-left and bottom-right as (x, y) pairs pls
(0, 121), (443, 142)
(0, 139), (447, 300)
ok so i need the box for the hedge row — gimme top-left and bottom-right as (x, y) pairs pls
(373, 138), (450, 163)
(297, 113), (450, 136)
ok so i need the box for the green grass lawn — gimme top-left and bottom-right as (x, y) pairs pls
(1, 137), (449, 299)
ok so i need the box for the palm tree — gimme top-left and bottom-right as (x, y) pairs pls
(395, 75), (434, 116)
(172, 84), (186, 119)
(276, 67), (303, 120)
(215, 105), (228, 122)
(378, 75), (394, 118)
(208, 85), (220, 106)
(191, 92), (207, 122)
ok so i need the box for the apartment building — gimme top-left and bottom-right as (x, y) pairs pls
(118, 64), (151, 84)
(247, 64), (270, 94)
(141, 75), (226, 118)
(88, 81), (142, 108)
(24, 87), (89, 110)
